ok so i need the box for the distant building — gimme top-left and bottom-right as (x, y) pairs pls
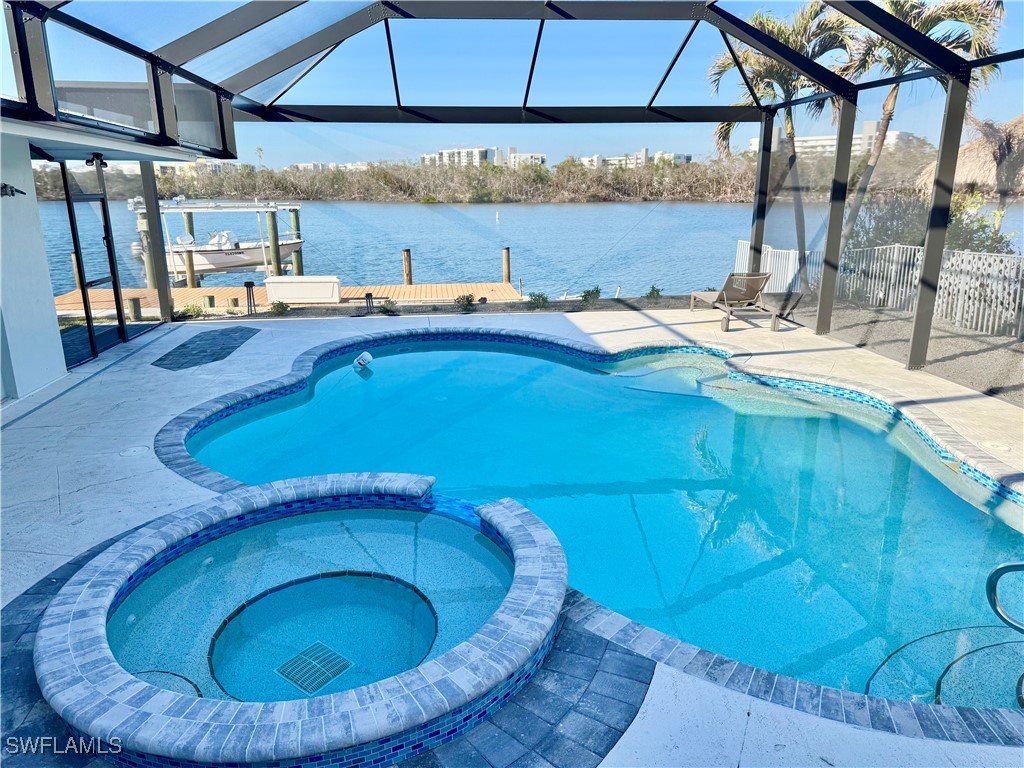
(163, 159), (254, 177)
(495, 147), (547, 169)
(653, 151), (691, 165)
(580, 148), (690, 169)
(421, 147), (494, 167)
(291, 161), (337, 172)
(289, 161), (367, 172)
(747, 121), (919, 155)
(421, 146), (547, 169)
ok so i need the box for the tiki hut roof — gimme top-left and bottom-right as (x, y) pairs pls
(919, 114), (1024, 194)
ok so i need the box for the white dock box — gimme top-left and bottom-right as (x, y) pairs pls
(264, 276), (341, 304)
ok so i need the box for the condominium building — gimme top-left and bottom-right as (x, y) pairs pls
(421, 146), (547, 169)
(421, 147), (494, 167)
(163, 158), (255, 176)
(747, 121), (920, 155)
(580, 148), (690, 169)
(496, 146), (547, 169)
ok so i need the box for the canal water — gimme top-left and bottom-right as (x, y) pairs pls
(40, 199), (1024, 298)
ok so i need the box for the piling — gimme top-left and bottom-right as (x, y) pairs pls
(502, 247), (511, 283)
(128, 297), (143, 321)
(136, 209), (156, 289)
(182, 211), (198, 288)
(267, 211), (283, 276)
(403, 249), (413, 285)
(290, 208), (304, 275)
(71, 252), (83, 290)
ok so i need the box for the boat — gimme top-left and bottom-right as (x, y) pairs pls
(158, 231), (303, 276)
(128, 199), (303, 277)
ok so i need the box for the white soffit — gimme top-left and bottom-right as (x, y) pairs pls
(1, 117), (200, 162)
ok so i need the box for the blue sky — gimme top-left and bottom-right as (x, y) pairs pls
(9, 0), (1024, 166)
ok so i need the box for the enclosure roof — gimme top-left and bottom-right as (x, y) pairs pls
(9, 0), (1023, 125)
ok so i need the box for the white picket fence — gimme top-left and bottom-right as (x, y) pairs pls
(735, 241), (1024, 337)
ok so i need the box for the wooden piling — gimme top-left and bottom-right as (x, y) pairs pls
(502, 247), (511, 283)
(136, 209), (156, 289)
(403, 249), (413, 285)
(182, 211), (198, 288)
(71, 252), (83, 290)
(290, 208), (304, 275)
(267, 211), (283, 276)
(128, 297), (143, 321)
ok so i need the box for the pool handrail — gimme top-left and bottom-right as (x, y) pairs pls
(986, 562), (1024, 634)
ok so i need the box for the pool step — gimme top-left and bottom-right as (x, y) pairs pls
(866, 625), (1024, 709)
(934, 640), (1024, 708)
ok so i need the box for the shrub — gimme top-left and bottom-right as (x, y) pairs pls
(175, 303), (206, 320)
(270, 301), (290, 316)
(580, 286), (602, 310)
(643, 285), (662, 303)
(848, 191), (1015, 254)
(378, 298), (400, 315)
(421, 194), (438, 204)
(430, 305), (441, 312)
(225, 308), (238, 315)
(454, 294), (475, 313)
(526, 292), (549, 310)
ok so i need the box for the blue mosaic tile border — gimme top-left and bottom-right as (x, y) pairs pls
(154, 327), (1022, 513)
(34, 476), (568, 767)
(70, 621), (562, 768)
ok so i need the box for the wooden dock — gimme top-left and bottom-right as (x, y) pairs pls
(339, 283), (522, 304)
(54, 282), (523, 313)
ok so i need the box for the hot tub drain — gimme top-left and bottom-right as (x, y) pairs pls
(276, 641), (353, 694)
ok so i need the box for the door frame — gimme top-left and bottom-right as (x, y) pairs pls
(58, 155), (128, 362)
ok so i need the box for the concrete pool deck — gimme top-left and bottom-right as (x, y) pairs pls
(2, 308), (1023, 766)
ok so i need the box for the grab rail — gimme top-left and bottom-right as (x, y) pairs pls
(987, 562), (1024, 635)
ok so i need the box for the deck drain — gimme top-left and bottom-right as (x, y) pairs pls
(276, 642), (352, 694)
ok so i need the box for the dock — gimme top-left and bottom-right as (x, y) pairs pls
(54, 282), (524, 315)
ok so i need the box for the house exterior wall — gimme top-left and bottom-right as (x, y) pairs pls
(0, 133), (67, 399)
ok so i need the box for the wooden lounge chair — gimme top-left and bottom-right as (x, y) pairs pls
(690, 272), (771, 331)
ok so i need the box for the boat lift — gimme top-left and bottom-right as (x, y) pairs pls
(128, 198), (304, 287)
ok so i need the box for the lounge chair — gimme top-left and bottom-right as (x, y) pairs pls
(690, 272), (771, 331)
(757, 291), (803, 332)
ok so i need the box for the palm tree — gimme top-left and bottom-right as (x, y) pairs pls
(710, 1), (853, 291)
(838, 0), (1003, 249)
(965, 115), (1024, 235)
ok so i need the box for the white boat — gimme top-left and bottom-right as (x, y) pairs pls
(163, 231), (303, 275)
(128, 199), (304, 276)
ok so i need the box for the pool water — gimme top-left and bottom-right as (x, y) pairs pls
(107, 508), (513, 701)
(211, 574), (437, 701)
(189, 343), (1024, 707)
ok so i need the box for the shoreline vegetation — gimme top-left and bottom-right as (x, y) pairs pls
(34, 141), (988, 206)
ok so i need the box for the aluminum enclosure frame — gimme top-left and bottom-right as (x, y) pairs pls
(2, 0), (1022, 372)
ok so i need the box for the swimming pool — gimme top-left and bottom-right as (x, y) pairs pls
(185, 335), (1024, 709)
(107, 507), (512, 701)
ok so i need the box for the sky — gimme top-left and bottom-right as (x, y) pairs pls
(5, 0), (1023, 167)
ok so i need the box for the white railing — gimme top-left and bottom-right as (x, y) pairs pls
(735, 241), (1024, 337)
